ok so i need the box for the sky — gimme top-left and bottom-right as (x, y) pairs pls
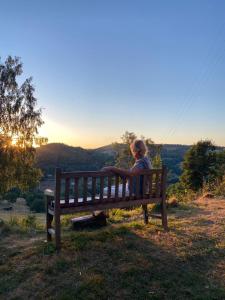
(1, 0), (225, 148)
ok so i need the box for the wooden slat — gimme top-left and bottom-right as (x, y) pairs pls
(107, 176), (111, 199)
(65, 177), (70, 205)
(122, 177), (126, 201)
(128, 177), (133, 200)
(61, 171), (112, 178)
(74, 177), (79, 204)
(161, 166), (168, 230)
(155, 171), (161, 198)
(92, 177), (96, 202)
(60, 198), (162, 214)
(115, 175), (119, 201)
(61, 169), (160, 179)
(54, 168), (61, 251)
(100, 177), (104, 202)
(149, 173), (153, 198)
(83, 177), (88, 203)
(135, 175), (140, 199)
(143, 174), (147, 198)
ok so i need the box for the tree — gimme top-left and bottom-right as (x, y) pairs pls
(0, 56), (46, 195)
(180, 140), (217, 191)
(113, 131), (162, 169)
(113, 131), (137, 169)
(214, 150), (225, 182)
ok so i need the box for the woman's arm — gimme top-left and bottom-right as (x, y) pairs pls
(101, 166), (142, 177)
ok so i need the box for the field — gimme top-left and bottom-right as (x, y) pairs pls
(0, 197), (225, 300)
(0, 202), (45, 224)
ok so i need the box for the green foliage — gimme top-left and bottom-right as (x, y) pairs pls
(0, 56), (45, 195)
(21, 215), (37, 230)
(8, 216), (19, 227)
(167, 182), (187, 201)
(30, 199), (45, 213)
(40, 242), (56, 255)
(113, 131), (137, 169)
(181, 140), (217, 191)
(3, 188), (21, 203)
(167, 181), (197, 203)
(214, 150), (225, 181)
(214, 177), (225, 197)
(24, 190), (45, 213)
(3, 215), (40, 234)
(168, 141), (225, 198)
(152, 153), (162, 168)
(113, 131), (162, 169)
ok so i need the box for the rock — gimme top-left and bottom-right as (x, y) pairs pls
(2, 200), (9, 205)
(16, 198), (26, 205)
(71, 211), (107, 229)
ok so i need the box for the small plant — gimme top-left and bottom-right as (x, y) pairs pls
(40, 241), (56, 255)
(8, 216), (19, 226)
(214, 177), (225, 197)
(21, 215), (37, 230)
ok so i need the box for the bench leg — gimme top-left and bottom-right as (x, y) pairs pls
(55, 213), (61, 252)
(46, 211), (53, 242)
(142, 204), (148, 224)
(161, 197), (168, 231)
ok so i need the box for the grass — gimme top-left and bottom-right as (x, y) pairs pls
(0, 198), (225, 299)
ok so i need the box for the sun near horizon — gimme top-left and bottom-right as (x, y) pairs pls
(39, 116), (225, 149)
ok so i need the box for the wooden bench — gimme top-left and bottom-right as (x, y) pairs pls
(45, 166), (168, 251)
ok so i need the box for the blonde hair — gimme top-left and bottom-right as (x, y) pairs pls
(130, 139), (148, 157)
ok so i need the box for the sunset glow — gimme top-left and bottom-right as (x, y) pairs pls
(1, 1), (225, 148)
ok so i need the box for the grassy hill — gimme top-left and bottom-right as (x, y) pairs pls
(0, 197), (225, 299)
(36, 143), (114, 177)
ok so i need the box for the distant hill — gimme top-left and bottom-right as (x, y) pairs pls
(36, 143), (114, 177)
(37, 143), (224, 183)
(36, 142), (191, 183)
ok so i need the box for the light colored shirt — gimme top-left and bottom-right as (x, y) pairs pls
(130, 156), (152, 195)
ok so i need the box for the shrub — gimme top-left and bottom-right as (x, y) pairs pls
(214, 178), (225, 197)
(3, 188), (21, 203)
(30, 198), (45, 213)
(21, 215), (37, 230)
(167, 182), (197, 203)
(24, 190), (45, 213)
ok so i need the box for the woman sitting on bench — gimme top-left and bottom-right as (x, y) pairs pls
(102, 139), (152, 194)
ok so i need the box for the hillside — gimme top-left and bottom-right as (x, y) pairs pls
(0, 197), (225, 299)
(36, 143), (190, 183)
(36, 143), (114, 177)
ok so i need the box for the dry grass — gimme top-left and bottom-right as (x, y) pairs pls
(0, 198), (225, 299)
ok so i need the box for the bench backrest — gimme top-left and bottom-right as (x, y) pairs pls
(54, 167), (167, 209)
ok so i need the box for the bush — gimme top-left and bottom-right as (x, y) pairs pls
(3, 188), (21, 203)
(21, 215), (37, 229)
(23, 190), (45, 213)
(167, 182), (197, 202)
(30, 198), (45, 213)
(214, 178), (225, 197)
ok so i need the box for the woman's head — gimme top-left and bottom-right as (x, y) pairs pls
(130, 139), (148, 159)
